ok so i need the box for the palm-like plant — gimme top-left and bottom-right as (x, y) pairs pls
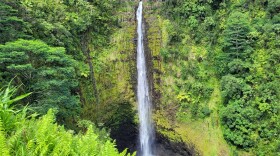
(0, 81), (31, 156)
(0, 81), (31, 132)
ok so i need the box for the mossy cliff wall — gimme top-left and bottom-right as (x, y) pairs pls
(143, 2), (231, 156)
(143, 2), (197, 156)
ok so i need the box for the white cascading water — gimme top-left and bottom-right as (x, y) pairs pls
(136, 1), (154, 156)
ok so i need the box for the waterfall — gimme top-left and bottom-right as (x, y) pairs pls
(136, 1), (154, 156)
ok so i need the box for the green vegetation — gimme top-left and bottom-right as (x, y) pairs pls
(0, 39), (80, 123)
(1, 0), (279, 155)
(146, 0), (280, 155)
(0, 84), (134, 156)
(0, 0), (138, 155)
(145, 4), (230, 154)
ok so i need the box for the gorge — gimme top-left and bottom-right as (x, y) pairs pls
(0, 0), (279, 156)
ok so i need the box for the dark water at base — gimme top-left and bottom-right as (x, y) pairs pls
(111, 121), (195, 156)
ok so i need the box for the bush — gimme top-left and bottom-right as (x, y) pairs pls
(0, 84), (134, 156)
(7, 110), (131, 156)
(221, 75), (253, 103)
(201, 106), (212, 118)
(220, 101), (259, 148)
(227, 59), (250, 77)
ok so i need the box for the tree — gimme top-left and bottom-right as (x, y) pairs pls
(0, 39), (80, 122)
(221, 75), (253, 103)
(227, 59), (250, 77)
(267, 0), (280, 17)
(222, 11), (253, 60)
(220, 100), (260, 148)
(0, 2), (28, 44)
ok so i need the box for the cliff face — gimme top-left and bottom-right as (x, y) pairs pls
(143, 2), (231, 156)
(101, 2), (230, 155)
(99, 1), (279, 155)
(103, 2), (197, 155)
(142, 3), (197, 156)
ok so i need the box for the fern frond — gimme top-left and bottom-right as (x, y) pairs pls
(0, 119), (10, 156)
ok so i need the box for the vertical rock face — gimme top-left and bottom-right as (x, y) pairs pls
(141, 2), (198, 156)
(143, 16), (156, 109)
(136, 1), (155, 156)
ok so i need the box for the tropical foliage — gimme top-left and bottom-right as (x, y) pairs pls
(0, 84), (134, 156)
(160, 0), (280, 155)
(1, 0), (279, 155)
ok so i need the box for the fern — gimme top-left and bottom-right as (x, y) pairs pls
(50, 129), (72, 156)
(0, 84), (131, 156)
(3, 108), (131, 156)
(0, 119), (10, 156)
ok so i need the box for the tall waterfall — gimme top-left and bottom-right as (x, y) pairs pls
(136, 1), (154, 156)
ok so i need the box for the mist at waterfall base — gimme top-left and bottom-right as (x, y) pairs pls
(136, 1), (155, 156)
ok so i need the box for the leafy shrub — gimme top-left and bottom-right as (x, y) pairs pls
(191, 82), (214, 99)
(227, 59), (250, 77)
(0, 84), (134, 156)
(0, 82), (31, 133)
(220, 101), (259, 148)
(7, 109), (131, 156)
(201, 106), (212, 118)
(221, 75), (251, 103)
